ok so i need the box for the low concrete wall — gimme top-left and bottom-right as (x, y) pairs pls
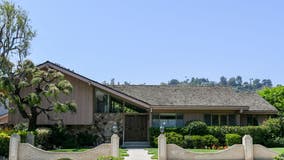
(9, 133), (120, 160)
(167, 144), (244, 160)
(254, 145), (278, 160)
(158, 134), (278, 160)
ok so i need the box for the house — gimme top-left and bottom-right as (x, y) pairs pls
(8, 61), (278, 144)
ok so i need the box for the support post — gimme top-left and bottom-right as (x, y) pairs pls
(111, 134), (120, 157)
(26, 132), (35, 146)
(242, 135), (253, 160)
(9, 134), (20, 160)
(158, 134), (167, 160)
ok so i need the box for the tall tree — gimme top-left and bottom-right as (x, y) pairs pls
(219, 76), (227, 86)
(168, 79), (179, 85)
(0, 1), (76, 131)
(236, 76), (243, 86)
(0, 60), (77, 131)
(0, 1), (35, 70)
(258, 85), (284, 113)
(228, 77), (237, 87)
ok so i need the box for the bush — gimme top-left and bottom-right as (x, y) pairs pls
(165, 132), (184, 147)
(77, 131), (97, 147)
(149, 127), (186, 147)
(184, 135), (218, 148)
(36, 128), (52, 149)
(97, 156), (123, 160)
(225, 134), (241, 146)
(57, 158), (73, 160)
(186, 121), (208, 135)
(274, 153), (284, 160)
(208, 126), (266, 145)
(0, 133), (10, 157)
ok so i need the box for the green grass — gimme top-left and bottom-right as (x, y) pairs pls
(50, 148), (128, 159)
(145, 148), (284, 159)
(50, 148), (89, 152)
(119, 148), (129, 158)
(270, 148), (284, 154)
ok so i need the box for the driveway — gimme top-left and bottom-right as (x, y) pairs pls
(124, 148), (152, 160)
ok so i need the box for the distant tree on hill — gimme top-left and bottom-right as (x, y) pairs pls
(163, 76), (273, 91)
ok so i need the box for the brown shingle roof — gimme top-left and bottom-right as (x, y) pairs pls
(110, 85), (278, 112)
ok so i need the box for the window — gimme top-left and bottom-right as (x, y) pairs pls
(204, 114), (211, 125)
(212, 115), (219, 126)
(96, 90), (109, 113)
(152, 113), (184, 127)
(204, 114), (237, 126)
(220, 115), (227, 126)
(228, 114), (237, 125)
(247, 115), (258, 126)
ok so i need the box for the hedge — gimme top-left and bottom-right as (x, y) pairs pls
(0, 132), (10, 157)
(225, 134), (241, 146)
(184, 135), (218, 148)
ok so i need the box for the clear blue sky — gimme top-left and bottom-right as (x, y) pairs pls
(15, 0), (284, 85)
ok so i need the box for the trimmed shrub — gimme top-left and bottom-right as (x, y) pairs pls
(274, 153), (284, 160)
(36, 128), (52, 149)
(0, 132), (10, 157)
(152, 132), (184, 147)
(186, 121), (208, 135)
(97, 156), (123, 160)
(184, 135), (218, 148)
(208, 126), (266, 145)
(149, 127), (187, 147)
(77, 131), (98, 147)
(165, 132), (184, 147)
(225, 134), (241, 146)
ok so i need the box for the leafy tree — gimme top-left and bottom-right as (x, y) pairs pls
(236, 76), (242, 86)
(168, 79), (179, 85)
(219, 76), (227, 86)
(0, 2), (76, 131)
(228, 77), (237, 87)
(0, 1), (35, 72)
(0, 60), (77, 131)
(253, 79), (263, 89)
(258, 85), (284, 113)
(262, 79), (273, 88)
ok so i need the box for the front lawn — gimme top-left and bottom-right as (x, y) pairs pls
(50, 148), (129, 159)
(145, 148), (283, 160)
(271, 148), (284, 154)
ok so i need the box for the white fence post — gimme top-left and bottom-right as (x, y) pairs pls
(158, 134), (167, 160)
(9, 134), (20, 160)
(242, 135), (253, 160)
(111, 134), (119, 157)
(26, 132), (35, 146)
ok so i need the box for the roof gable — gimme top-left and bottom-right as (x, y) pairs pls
(38, 61), (150, 109)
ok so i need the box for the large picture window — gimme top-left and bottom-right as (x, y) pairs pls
(95, 89), (147, 113)
(204, 114), (237, 126)
(152, 113), (184, 127)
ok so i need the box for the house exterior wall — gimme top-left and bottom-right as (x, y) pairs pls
(152, 110), (272, 126)
(8, 74), (94, 125)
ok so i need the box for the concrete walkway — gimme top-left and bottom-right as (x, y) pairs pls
(124, 148), (152, 160)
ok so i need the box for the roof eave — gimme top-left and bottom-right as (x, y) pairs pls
(150, 105), (249, 111)
(38, 61), (151, 109)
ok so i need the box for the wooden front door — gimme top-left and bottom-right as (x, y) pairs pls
(125, 115), (148, 141)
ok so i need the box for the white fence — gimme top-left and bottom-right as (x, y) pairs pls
(158, 134), (278, 160)
(9, 133), (119, 160)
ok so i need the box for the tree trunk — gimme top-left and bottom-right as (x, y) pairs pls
(28, 115), (37, 131)
(28, 107), (38, 131)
